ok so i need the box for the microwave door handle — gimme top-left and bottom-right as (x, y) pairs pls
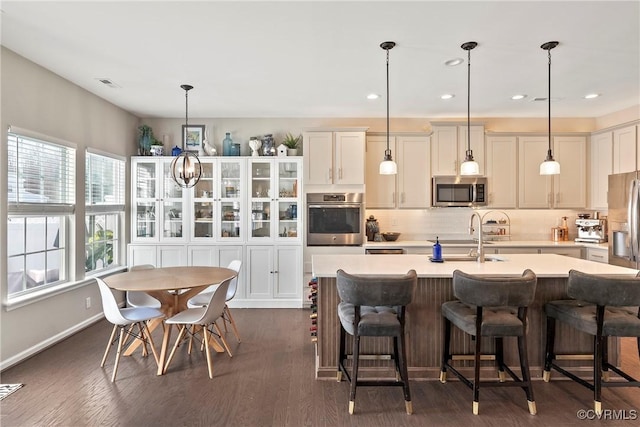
(308, 204), (359, 209)
(471, 185), (477, 203)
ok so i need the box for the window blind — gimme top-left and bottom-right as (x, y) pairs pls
(8, 132), (76, 205)
(85, 151), (125, 208)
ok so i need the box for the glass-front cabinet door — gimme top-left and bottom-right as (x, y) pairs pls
(217, 159), (244, 240)
(192, 159), (216, 239)
(248, 158), (302, 243)
(132, 158), (187, 242)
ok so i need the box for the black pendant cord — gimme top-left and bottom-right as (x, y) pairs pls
(466, 47), (471, 156)
(180, 84), (193, 149)
(547, 47), (552, 157)
(386, 47), (390, 158)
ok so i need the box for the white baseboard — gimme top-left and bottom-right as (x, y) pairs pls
(0, 312), (105, 372)
(227, 299), (303, 309)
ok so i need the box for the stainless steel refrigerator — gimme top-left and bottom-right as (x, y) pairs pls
(608, 171), (640, 268)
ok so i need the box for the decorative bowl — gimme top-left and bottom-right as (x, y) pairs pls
(381, 232), (401, 241)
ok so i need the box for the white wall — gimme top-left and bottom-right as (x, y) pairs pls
(0, 47), (139, 368)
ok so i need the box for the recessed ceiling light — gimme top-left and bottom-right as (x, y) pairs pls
(444, 58), (464, 67)
(511, 94), (527, 100)
(441, 94), (454, 100)
(584, 93), (600, 99)
(367, 93), (380, 100)
(96, 78), (121, 88)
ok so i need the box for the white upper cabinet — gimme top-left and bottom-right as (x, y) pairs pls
(431, 125), (485, 176)
(365, 134), (431, 208)
(553, 136), (587, 208)
(303, 131), (365, 185)
(485, 135), (517, 208)
(518, 135), (587, 209)
(590, 132), (613, 210)
(613, 125), (637, 173)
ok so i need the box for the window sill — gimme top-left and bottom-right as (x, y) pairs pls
(4, 266), (128, 311)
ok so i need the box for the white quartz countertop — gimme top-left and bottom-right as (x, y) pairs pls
(312, 253), (637, 279)
(363, 240), (608, 250)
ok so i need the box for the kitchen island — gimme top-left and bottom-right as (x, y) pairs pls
(311, 254), (638, 380)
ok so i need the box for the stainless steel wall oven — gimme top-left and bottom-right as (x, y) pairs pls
(306, 193), (364, 246)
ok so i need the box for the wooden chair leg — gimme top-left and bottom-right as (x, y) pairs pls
(496, 337), (506, 382)
(349, 334), (361, 415)
(225, 305), (241, 343)
(137, 323), (148, 357)
(397, 329), (412, 415)
(203, 325), (214, 379)
(518, 333), (536, 415)
(143, 322), (161, 366)
(163, 325), (187, 375)
(440, 318), (452, 383)
(212, 321), (233, 357)
(473, 332), (482, 415)
(594, 334), (604, 415)
(101, 324), (118, 368)
(112, 327), (127, 382)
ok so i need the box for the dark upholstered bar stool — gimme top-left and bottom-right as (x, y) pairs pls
(440, 269), (538, 415)
(543, 270), (640, 415)
(336, 269), (417, 415)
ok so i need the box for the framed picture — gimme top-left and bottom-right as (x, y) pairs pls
(182, 125), (205, 155)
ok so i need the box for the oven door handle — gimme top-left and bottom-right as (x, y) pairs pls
(308, 204), (360, 209)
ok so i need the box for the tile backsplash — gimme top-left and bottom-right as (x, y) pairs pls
(365, 208), (603, 241)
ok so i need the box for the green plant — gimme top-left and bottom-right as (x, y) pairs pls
(282, 133), (301, 149)
(85, 227), (114, 272)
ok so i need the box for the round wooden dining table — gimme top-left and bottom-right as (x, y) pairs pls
(103, 266), (237, 375)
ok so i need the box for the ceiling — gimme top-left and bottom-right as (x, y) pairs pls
(1, 1), (639, 120)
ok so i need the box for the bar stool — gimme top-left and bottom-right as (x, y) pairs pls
(440, 269), (538, 415)
(543, 270), (640, 415)
(336, 269), (416, 415)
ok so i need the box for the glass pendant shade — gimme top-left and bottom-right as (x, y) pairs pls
(379, 158), (397, 174)
(171, 84), (202, 188)
(460, 154), (480, 175)
(540, 157), (561, 175)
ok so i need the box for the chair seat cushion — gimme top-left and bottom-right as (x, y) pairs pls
(338, 302), (400, 336)
(442, 301), (524, 337)
(545, 300), (640, 337)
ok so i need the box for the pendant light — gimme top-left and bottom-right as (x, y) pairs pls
(539, 41), (561, 175)
(171, 84), (203, 188)
(460, 41), (479, 176)
(379, 41), (397, 175)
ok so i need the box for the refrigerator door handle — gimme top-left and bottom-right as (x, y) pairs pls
(630, 179), (639, 263)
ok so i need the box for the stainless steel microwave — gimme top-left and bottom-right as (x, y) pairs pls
(432, 176), (487, 207)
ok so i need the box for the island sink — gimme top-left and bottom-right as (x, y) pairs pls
(432, 254), (505, 262)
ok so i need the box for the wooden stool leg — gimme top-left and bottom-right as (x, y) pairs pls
(496, 337), (506, 382)
(440, 318), (452, 383)
(397, 327), (412, 415)
(543, 316), (556, 382)
(337, 325), (346, 382)
(601, 336), (610, 382)
(594, 334), (603, 415)
(518, 333), (536, 415)
(349, 334), (361, 415)
(473, 331), (482, 415)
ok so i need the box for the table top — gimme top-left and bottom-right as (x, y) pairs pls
(103, 266), (237, 292)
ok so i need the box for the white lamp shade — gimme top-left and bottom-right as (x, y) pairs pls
(460, 160), (480, 176)
(539, 159), (560, 175)
(379, 160), (397, 175)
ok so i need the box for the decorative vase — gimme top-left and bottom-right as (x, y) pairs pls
(223, 132), (233, 156)
(171, 145), (182, 156)
(249, 138), (262, 156)
(150, 145), (164, 156)
(262, 134), (274, 156)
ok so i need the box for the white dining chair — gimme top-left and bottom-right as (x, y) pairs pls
(96, 277), (164, 382)
(126, 264), (161, 309)
(163, 277), (233, 379)
(187, 260), (242, 342)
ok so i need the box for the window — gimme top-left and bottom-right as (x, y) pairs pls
(7, 129), (75, 297)
(85, 151), (125, 274)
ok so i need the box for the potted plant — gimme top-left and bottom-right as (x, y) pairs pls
(282, 133), (301, 156)
(137, 124), (154, 156)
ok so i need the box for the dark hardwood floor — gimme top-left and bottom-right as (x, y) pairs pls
(1, 308), (639, 426)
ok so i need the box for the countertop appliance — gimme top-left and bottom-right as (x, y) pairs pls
(307, 192), (364, 246)
(608, 171), (640, 268)
(575, 218), (607, 243)
(432, 176), (487, 207)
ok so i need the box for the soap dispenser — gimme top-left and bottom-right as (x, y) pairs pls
(433, 236), (442, 261)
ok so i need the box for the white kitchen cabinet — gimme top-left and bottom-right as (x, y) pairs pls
(303, 130), (366, 185)
(590, 132), (613, 210)
(365, 134), (431, 208)
(431, 125), (485, 176)
(188, 245), (243, 267)
(246, 245), (302, 302)
(540, 247), (583, 258)
(613, 125), (637, 173)
(248, 158), (302, 243)
(585, 247), (609, 263)
(485, 135), (517, 208)
(131, 157), (188, 243)
(552, 136), (587, 208)
(128, 244), (187, 267)
(518, 135), (586, 209)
